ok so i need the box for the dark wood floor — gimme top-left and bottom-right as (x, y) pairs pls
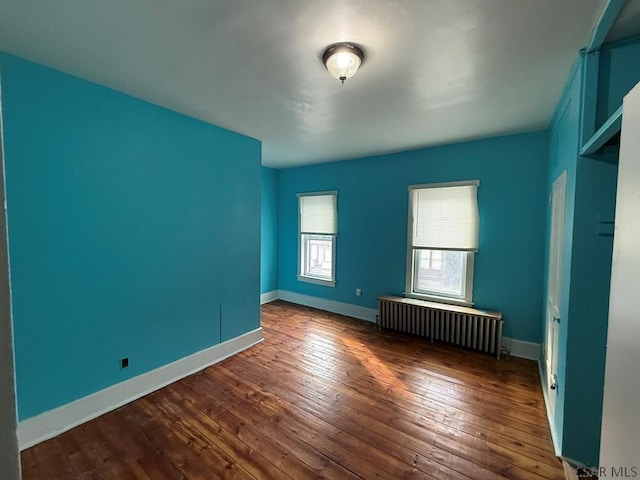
(21, 300), (564, 479)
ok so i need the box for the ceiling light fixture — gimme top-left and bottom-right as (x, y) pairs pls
(322, 43), (365, 85)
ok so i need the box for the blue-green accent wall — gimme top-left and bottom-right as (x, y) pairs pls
(261, 167), (278, 294)
(277, 131), (549, 343)
(0, 54), (262, 420)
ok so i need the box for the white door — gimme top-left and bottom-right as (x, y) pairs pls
(545, 170), (567, 416)
(600, 81), (640, 468)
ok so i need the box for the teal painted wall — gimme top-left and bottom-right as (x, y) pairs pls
(261, 167), (278, 294)
(597, 35), (640, 128)
(564, 156), (616, 464)
(544, 57), (582, 456)
(0, 54), (262, 420)
(277, 131), (549, 343)
(544, 50), (621, 465)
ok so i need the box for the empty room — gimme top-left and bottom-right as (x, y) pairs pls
(1, 1), (640, 479)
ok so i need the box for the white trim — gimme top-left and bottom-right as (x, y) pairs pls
(538, 360), (562, 456)
(501, 337), (541, 361)
(18, 328), (263, 450)
(277, 290), (377, 323)
(260, 290), (278, 304)
(297, 274), (336, 287)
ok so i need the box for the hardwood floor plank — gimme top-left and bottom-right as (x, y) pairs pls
(262, 316), (548, 421)
(20, 449), (43, 480)
(138, 394), (254, 479)
(260, 313), (554, 449)
(165, 384), (299, 480)
(218, 348), (550, 480)
(231, 336), (557, 474)
(59, 424), (121, 480)
(30, 438), (80, 479)
(190, 369), (371, 479)
(21, 300), (564, 479)
(212, 408), (332, 480)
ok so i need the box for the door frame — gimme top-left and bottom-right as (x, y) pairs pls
(0, 79), (22, 478)
(544, 169), (567, 422)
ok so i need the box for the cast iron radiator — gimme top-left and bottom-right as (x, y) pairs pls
(378, 295), (504, 359)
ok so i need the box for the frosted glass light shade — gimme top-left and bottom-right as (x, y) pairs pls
(322, 44), (365, 84)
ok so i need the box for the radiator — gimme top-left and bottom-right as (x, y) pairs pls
(378, 295), (504, 359)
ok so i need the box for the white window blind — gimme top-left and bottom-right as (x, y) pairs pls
(409, 181), (479, 251)
(298, 193), (337, 234)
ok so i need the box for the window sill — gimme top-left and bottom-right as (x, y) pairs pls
(298, 275), (336, 287)
(404, 292), (473, 307)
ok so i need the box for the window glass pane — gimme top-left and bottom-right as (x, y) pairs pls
(414, 249), (465, 297)
(304, 235), (333, 279)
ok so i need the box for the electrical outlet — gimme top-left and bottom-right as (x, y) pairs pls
(355, 288), (362, 296)
(120, 357), (129, 369)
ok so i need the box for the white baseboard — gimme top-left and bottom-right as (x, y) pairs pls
(501, 337), (541, 361)
(18, 328), (263, 450)
(260, 290), (278, 304)
(277, 290), (378, 323)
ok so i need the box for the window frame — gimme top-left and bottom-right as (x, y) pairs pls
(297, 191), (337, 287)
(405, 181), (479, 306)
(406, 248), (475, 306)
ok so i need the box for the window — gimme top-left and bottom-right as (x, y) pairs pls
(406, 181), (479, 305)
(298, 192), (337, 286)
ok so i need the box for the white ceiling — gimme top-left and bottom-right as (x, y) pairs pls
(607, 0), (640, 42)
(0, 1), (611, 168)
